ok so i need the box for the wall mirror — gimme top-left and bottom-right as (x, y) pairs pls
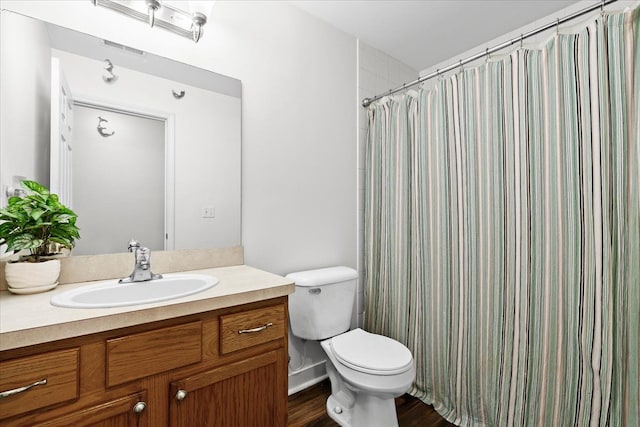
(0, 10), (241, 256)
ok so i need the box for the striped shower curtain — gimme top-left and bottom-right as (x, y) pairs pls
(364, 6), (639, 427)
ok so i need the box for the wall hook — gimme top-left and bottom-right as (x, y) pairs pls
(172, 89), (186, 99)
(97, 116), (115, 137)
(103, 59), (118, 83)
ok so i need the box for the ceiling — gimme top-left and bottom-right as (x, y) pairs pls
(290, 0), (578, 72)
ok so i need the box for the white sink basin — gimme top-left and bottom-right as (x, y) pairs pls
(50, 273), (218, 308)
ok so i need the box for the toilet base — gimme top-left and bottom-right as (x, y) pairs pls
(326, 394), (351, 426)
(326, 392), (399, 427)
(323, 349), (401, 427)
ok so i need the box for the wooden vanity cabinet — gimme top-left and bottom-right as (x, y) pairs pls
(0, 297), (288, 427)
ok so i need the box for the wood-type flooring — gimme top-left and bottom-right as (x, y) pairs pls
(288, 380), (456, 427)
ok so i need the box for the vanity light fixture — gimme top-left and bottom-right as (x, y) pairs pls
(90, 0), (215, 43)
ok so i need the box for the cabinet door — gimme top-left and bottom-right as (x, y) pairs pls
(170, 351), (286, 427)
(36, 392), (148, 427)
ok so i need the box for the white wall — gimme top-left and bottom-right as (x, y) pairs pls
(356, 42), (417, 328)
(0, 11), (52, 203)
(1, 0), (357, 394)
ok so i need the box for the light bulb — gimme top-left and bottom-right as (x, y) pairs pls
(145, 0), (161, 27)
(189, 1), (215, 42)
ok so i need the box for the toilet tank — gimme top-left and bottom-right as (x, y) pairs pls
(287, 266), (358, 340)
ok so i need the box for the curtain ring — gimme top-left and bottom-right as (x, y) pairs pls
(458, 59), (464, 74)
(556, 18), (560, 35)
(485, 47), (490, 64)
(520, 33), (524, 49)
(600, 0), (605, 16)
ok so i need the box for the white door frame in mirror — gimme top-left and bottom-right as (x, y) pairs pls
(50, 57), (74, 208)
(53, 94), (176, 251)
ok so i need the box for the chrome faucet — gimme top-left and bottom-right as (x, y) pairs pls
(119, 239), (162, 283)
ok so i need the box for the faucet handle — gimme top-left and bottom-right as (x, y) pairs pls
(127, 239), (141, 252)
(136, 247), (151, 269)
(137, 247), (150, 259)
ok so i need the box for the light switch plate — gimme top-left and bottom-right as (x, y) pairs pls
(202, 206), (215, 218)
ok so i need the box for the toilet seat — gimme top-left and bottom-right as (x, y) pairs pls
(330, 328), (413, 376)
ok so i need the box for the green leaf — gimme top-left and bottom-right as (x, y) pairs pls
(7, 196), (23, 205)
(30, 208), (46, 221)
(21, 203), (34, 214)
(53, 213), (73, 223)
(49, 236), (75, 248)
(51, 224), (80, 238)
(21, 180), (49, 195)
(0, 208), (20, 220)
(6, 234), (43, 252)
(0, 221), (17, 236)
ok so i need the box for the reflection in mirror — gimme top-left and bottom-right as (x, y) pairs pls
(0, 10), (242, 256)
(72, 104), (165, 255)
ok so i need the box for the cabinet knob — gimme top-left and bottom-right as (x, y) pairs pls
(175, 389), (188, 401)
(132, 401), (146, 414)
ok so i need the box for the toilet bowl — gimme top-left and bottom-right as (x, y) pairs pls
(321, 328), (415, 427)
(287, 267), (416, 427)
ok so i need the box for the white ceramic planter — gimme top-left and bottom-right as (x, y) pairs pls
(5, 259), (61, 294)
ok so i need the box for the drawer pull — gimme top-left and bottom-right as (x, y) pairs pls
(238, 322), (273, 334)
(0, 379), (47, 399)
(175, 389), (188, 401)
(132, 401), (146, 414)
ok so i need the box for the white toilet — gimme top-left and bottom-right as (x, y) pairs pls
(287, 266), (416, 427)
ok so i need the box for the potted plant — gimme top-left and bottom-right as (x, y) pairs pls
(0, 180), (80, 294)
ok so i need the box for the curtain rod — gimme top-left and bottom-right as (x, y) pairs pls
(361, 0), (618, 108)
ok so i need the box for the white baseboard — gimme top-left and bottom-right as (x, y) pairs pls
(288, 360), (328, 396)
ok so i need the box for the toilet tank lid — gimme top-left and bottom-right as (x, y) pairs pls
(286, 266), (357, 287)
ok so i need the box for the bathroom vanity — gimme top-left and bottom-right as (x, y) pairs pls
(0, 264), (294, 426)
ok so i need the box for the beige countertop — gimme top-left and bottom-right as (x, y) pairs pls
(0, 265), (294, 351)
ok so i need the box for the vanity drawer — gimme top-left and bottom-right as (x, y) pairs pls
(220, 304), (285, 354)
(0, 348), (79, 420)
(106, 321), (202, 387)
